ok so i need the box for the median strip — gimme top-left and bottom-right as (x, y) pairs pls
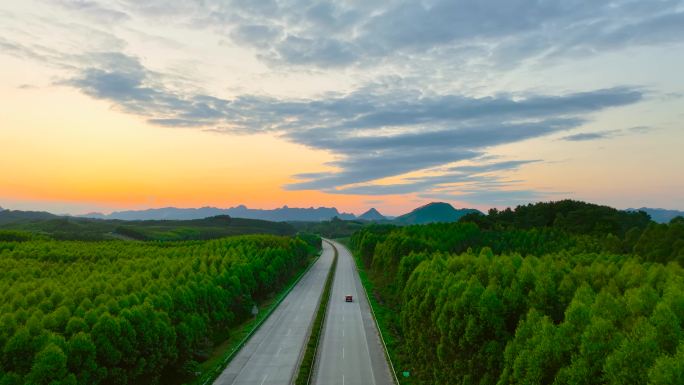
(294, 240), (338, 385)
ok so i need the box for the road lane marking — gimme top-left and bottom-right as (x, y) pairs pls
(342, 375), (345, 385)
(260, 374), (269, 385)
(276, 346), (282, 357)
(216, 243), (337, 385)
(342, 347), (345, 359)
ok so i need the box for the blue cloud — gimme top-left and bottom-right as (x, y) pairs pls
(562, 132), (613, 141)
(305, 160), (540, 196)
(561, 126), (654, 141)
(420, 189), (555, 205)
(448, 160), (540, 174)
(182, 0), (684, 68)
(81, 1), (683, 71)
(61, 52), (645, 194)
(53, 0), (130, 23)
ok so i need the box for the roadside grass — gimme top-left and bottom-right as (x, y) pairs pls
(188, 252), (322, 385)
(294, 242), (338, 385)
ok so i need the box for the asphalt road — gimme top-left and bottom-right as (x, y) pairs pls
(313, 240), (394, 385)
(213, 241), (335, 385)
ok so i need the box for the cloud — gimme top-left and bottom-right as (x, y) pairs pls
(561, 126), (654, 141)
(70, 0), (682, 73)
(562, 132), (617, 142)
(420, 188), (555, 206)
(307, 159), (541, 196)
(57, 52), (644, 195)
(161, 0), (684, 70)
(230, 24), (283, 49)
(51, 0), (130, 23)
(448, 160), (540, 174)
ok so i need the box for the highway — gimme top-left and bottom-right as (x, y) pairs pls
(313, 240), (394, 385)
(213, 241), (335, 385)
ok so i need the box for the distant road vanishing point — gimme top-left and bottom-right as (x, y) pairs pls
(313, 240), (394, 385)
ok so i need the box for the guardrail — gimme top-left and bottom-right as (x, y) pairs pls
(198, 248), (324, 385)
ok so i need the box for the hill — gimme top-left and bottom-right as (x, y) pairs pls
(393, 202), (480, 225)
(358, 208), (386, 221)
(112, 215), (296, 241)
(289, 217), (368, 239)
(0, 211), (295, 240)
(0, 209), (58, 225)
(80, 205), (356, 222)
(627, 207), (684, 223)
(460, 199), (652, 237)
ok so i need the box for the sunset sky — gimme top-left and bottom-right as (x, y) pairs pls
(1, 1), (683, 216)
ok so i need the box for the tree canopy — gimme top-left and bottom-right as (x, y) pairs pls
(350, 205), (684, 385)
(0, 234), (318, 384)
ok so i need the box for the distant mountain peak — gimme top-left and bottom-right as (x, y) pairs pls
(394, 202), (480, 225)
(418, 201), (452, 209)
(359, 208), (386, 221)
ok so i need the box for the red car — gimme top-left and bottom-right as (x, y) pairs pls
(345, 295), (353, 302)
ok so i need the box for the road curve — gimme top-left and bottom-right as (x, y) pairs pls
(314, 240), (394, 385)
(213, 241), (335, 385)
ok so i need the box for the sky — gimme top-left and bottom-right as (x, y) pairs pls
(1, 0), (683, 216)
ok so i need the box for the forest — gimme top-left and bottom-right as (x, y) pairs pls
(0, 211), (296, 241)
(290, 217), (368, 239)
(0, 234), (319, 385)
(351, 200), (684, 385)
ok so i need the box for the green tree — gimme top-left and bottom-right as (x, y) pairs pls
(25, 343), (74, 385)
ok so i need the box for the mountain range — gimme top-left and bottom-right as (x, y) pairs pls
(0, 202), (479, 225)
(80, 205), (356, 222)
(77, 203), (481, 224)
(627, 207), (684, 223)
(4, 203), (681, 226)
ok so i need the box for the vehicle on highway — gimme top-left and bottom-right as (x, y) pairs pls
(345, 295), (353, 302)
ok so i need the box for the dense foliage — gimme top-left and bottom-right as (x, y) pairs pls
(290, 217), (368, 239)
(351, 201), (684, 385)
(0, 213), (296, 241)
(459, 200), (652, 237)
(0, 235), (317, 385)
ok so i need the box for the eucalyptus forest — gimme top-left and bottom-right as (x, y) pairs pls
(1, 199), (683, 385)
(351, 201), (684, 385)
(0, 234), (319, 385)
